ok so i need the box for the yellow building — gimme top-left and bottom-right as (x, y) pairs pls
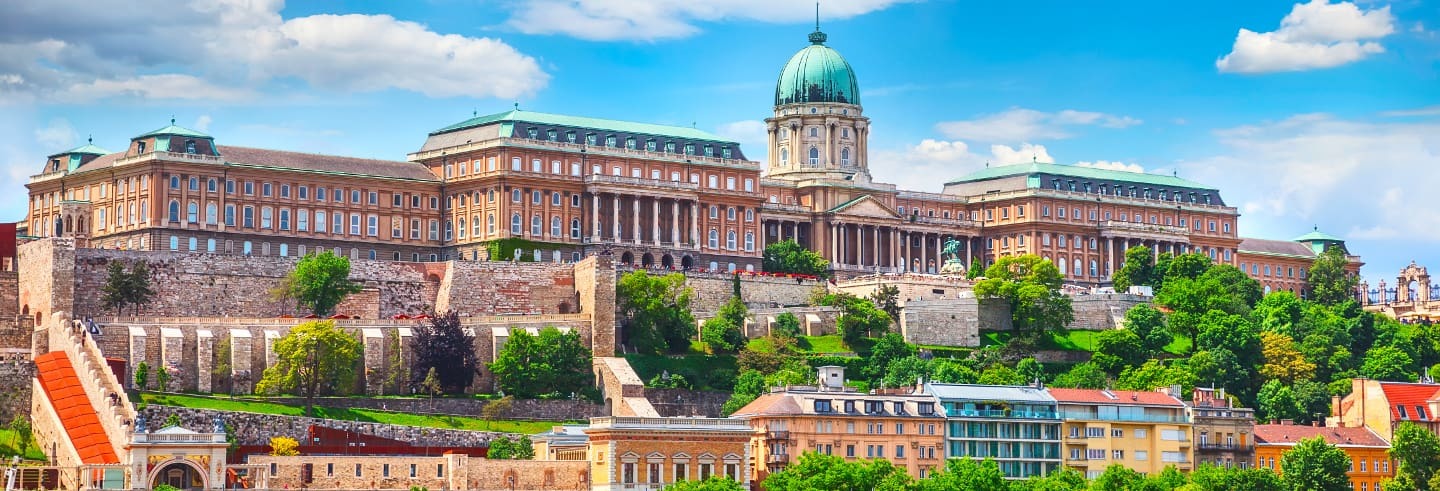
(1050, 388), (1192, 477)
(584, 417), (753, 491)
(729, 366), (947, 481)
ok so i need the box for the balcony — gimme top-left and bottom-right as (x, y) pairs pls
(762, 202), (811, 214)
(947, 409), (1059, 420)
(766, 454), (790, 464)
(1059, 411), (1188, 424)
(29, 171), (66, 184)
(766, 430), (791, 440)
(1097, 220), (1190, 241)
(1196, 442), (1253, 452)
(907, 214), (979, 230)
(585, 174), (700, 194)
(114, 150), (224, 167)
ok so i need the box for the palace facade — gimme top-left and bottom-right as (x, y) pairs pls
(22, 26), (1360, 290)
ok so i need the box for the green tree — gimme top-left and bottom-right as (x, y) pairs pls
(1257, 379), (1302, 422)
(617, 271), (696, 354)
(7, 415), (31, 455)
(1163, 252), (1213, 282)
(134, 362), (150, 391)
(254, 321), (362, 416)
(1016, 358), (1044, 384)
(1202, 264), (1265, 309)
(1123, 304), (1172, 357)
(648, 372), (691, 389)
(1388, 422), (1440, 491)
(763, 452), (912, 491)
(978, 363), (1025, 386)
(487, 435), (514, 459)
(701, 317), (746, 354)
(974, 255), (1073, 340)
(1362, 345), (1417, 382)
(101, 260), (155, 315)
(1280, 436), (1352, 491)
(1116, 360), (1196, 394)
(513, 435), (535, 460)
(881, 356), (931, 388)
(1308, 246), (1358, 306)
(156, 365), (171, 392)
(665, 477), (746, 491)
(1259, 331), (1315, 384)
(1051, 362), (1109, 389)
(721, 370), (767, 416)
(762, 239), (830, 278)
(836, 296), (891, 348)
(419, 367), (443, 411)
(273, 251), (362, 316)
(162, 413), (180, 428)
(1090, 464), (1144, 490)
(1112, 246), (1156, 293)
(212, 336), (232, 394)
(772, 312), (802, 338)
(383, 329), (405, 395)
(931, 359), (979, 384)
(914, 457), (1006, 491)
(865, 333), (915, 384)
(410, 311), (481, 394)
(489, 327), (594, 398)
(1012, 467), (1087, 491)
(1189, 464), (1284, 491)
(869, 284), (901, 324)
(1093, 329), (1145, 374)
(480, 395), (513, 422)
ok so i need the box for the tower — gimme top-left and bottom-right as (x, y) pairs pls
(765, 23), (870, 181)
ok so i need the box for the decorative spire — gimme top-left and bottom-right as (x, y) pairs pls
(87, 135), (92, 144)
(513, 102), (519, 111)
(808, 2), (827, 44)
(170, 116), (175, 125)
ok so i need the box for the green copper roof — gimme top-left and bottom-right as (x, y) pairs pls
(775, 29), (859, 106)
(135, 121), (212, 139)
(1293, 227), (1344, 243)
(51, 142), (111, 157)
(430, 109), (733, 142)
(946, 161), (1214, 190)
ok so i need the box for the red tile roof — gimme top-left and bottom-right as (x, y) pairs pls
(1253, 424), (1389, 448)
(1378, 382), (1440, 422)
(1048, 388), (1185, 407)
(34, 352), (120, 464)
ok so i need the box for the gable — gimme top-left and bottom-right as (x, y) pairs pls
(831, 195), (900, 219)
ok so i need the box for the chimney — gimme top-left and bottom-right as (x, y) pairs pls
(1332, 395), (1342, 417)
(1313, 421), (1321, 427)
(817, 366), (845, 391)
(1281, 419), (1294, 426)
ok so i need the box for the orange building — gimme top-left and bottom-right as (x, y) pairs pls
(729, 366), (946, 481)
(1253, 423), (1391, 491)
(1236, 228), (1364, 299)
(584, 416), (754, 491)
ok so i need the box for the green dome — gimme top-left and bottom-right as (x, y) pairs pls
(774, 30), (860, 107)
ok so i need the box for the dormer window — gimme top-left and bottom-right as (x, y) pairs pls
(918, 402), (935, 415)
(566, 131), (576, 143)
(586, 133), (597, 145)
(665, 142), (675, 153)
(50, 159), (60, 172)
(136, 141), (147, 154)
(626, 137), (636, 149)
(684, 143), (695, 155)
(185, 140), (197, 154)
(722, 147), (732, 159)
(1400, 405), (1410, 419)
(546, 129), (557, 140)
(703, 145), (713, 157)
(605, 135), (616, 147)
(844, 401), (855, 413)
(527, 127), (538, 139)
(814, 400), (832, 413)
(646, 140), (657, 151)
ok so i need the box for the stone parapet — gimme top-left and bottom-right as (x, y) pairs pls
(140, 405), (517, 447)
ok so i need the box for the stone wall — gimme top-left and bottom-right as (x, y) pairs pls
(140, 405), (515, 447)
(575, 256), (617, 357)
(435, 261), (579, 316)
(1069, 293), (1149, 330)
(683, 271), (821, 312)
(836, 273), (976, 304)
(0, 361), (33, 422)
(250, 454), (590, 490)
(740, 307), (841, 338)
(644, 388), (731, 418)
(97, 316), (591, 395)
(232, 396), (604, 421)
(899, 297), (1010, 347)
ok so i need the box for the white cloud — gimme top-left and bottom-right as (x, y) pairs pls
(193, 115), (212, 132)
(867, 140), (1056, 192)
(1381, 105), (1440, 117)
(34, 118), (76, 149)
(0, 1), (547, 102)
(1177, 114), (1440, 247)
(503, 0), (915, 41)
(715, 120), (768, 163)
(1216, 0), (1395, 73)
(934, 108), (1141, 143)
(1076, 160), (1145, 173)
(990, 143), (1054, 165)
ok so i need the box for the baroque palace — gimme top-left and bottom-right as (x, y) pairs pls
(22, 26), (1360, 292)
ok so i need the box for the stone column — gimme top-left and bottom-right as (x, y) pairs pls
(652, 198), (661, 246)
(612, 195), (621, 242)
(632, 196), (641, 244)
(128, 327), (147, 390)
(857, 225), (865, 268)
(196, 329), (214, 393)
(872, 226), (880, 267)
(591, 194), (601, 242)
(936, 235), (943, 273)
(161, 328), (183, 390)
(830, 223), (839, 263)
(671, 200), (680, 246)
(690, 201), (699, 249)
(229, 329), (253, 394)
(363, 328), (384, 395)
(397, 328), (413, 388)
(920, 233), (928, 273)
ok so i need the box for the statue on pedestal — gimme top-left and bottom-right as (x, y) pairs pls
(939, 238), (967, 276)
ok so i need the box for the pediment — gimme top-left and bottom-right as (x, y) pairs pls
(830, 195), (900, 220)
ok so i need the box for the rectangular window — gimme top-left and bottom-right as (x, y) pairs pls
(366, 215), (378, 236)
(350, 214), (361, 235)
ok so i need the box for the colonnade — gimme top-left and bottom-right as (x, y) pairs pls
(589, 192), (699, 248)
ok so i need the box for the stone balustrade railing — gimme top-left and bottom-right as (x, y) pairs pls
(63, 320), (136, 461)
(92, 313), (590, 326)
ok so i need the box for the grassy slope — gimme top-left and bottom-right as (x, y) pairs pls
(0, 429), (45, 461)
(140, 393), (561, 434)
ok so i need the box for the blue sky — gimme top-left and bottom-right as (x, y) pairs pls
(1, 0), (1436, 285)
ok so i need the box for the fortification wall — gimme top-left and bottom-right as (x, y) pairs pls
(1069, 293), (1149, 330)
(434, 261), (579, 316)
(0, 362), (33, 423)
(141, 405), (514, 447)
(899, 298), (1010, 347)
(836, 273), (975, 304)
(681, 272), (820, 312)
(251, 454), (590, 491)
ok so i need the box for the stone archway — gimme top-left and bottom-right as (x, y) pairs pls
(1397, 262), (1432, 305)
(149, 459), (208, 491)
(681, 255), (694, 270)
(641, 253), (654, 267)
(661, 254), (674, 269)
(620, 252), (634, 266)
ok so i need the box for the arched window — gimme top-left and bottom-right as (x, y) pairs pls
(808, 147), (819, 165)
(744, 232), (755, 251)
(550, 216), (561, 237)
(207, 178), (217, 192)
(205, 203), (217, 225)
(489, 214), (496, 234)
(726, 230), (737, 250)
(168, 200), (180, 222)
(570, 219), (581, 239)
(780, 148), (789, 166)
(841, 147), (850, 165)
(139, 200), (147, 224)
(708, 229), (719, 249)
(530, 215), (542, 235)
(1073, 258), (1083, 277)
(458, 218), (467, 239)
